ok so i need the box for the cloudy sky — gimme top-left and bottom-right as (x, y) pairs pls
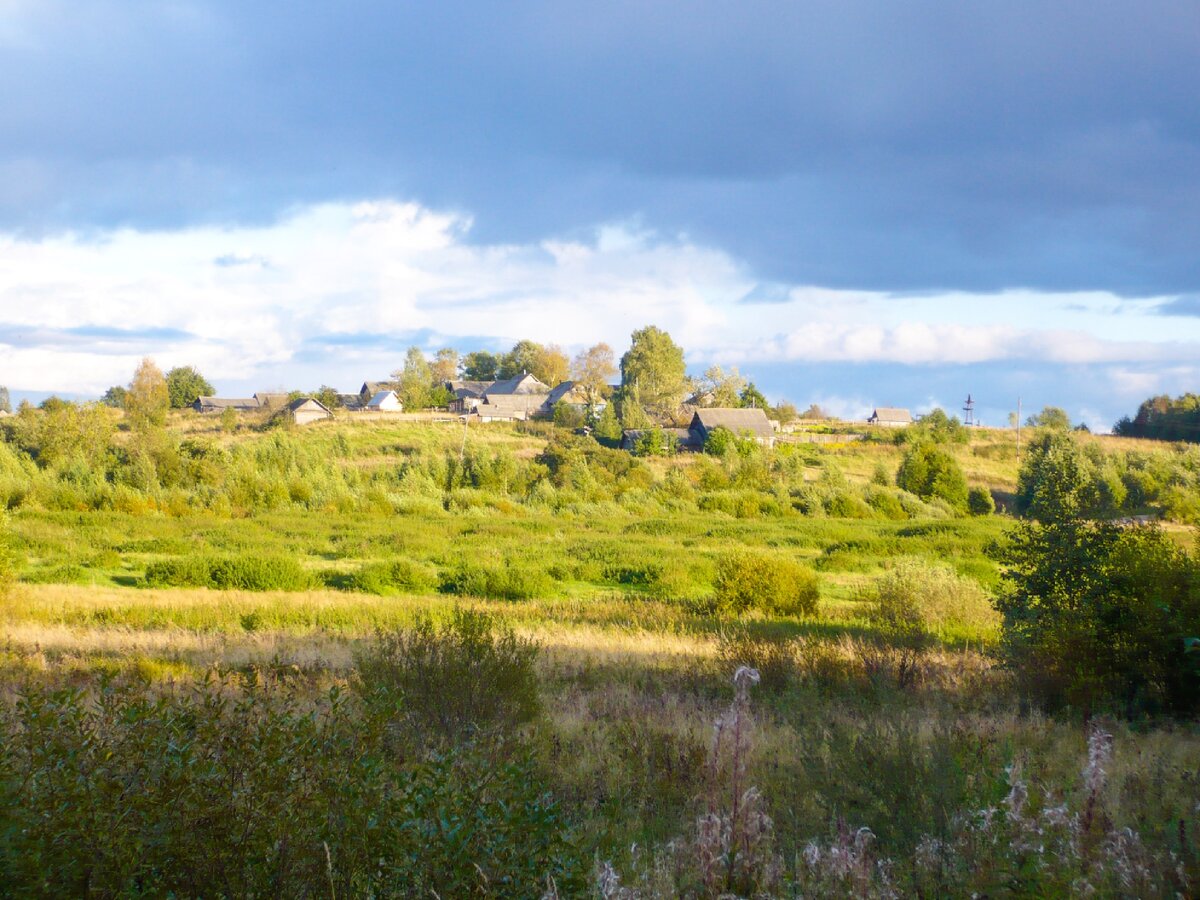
(2, 1), (1197, 427)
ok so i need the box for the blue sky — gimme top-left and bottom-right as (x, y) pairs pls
(1, 1), (1198, 428)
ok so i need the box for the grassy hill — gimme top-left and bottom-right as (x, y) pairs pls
(0, 411), (1196, 894)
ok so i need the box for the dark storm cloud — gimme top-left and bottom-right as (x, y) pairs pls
(2, 0), (1198, 293)
(1158, 295), (1200, 317)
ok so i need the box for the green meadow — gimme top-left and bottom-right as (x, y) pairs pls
(1, 410), (1197, 896)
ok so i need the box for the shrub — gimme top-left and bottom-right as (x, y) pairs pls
(438, 559), (553, 600)
(348, 558), (438, 595)
(993, 519), (1200, 716)
(966, 485), (995, 515)
(355, 608), (542, 744)
(713, 550), (820, 617)
(897, 443), (968, 512)
(0, 673), (582, 896)
(143, 554), (317, 591)
(860, 559), (998, 640)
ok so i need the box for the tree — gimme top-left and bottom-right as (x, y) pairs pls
(898, 408), (968, 445)
(617, 383), (651, 430)
(799, 404), (828, 420)
(394, 347), (432, 411)
(314, 385), (342, 409)
(0, 386), (9, 414)
(462, 351), (500, 382)
(100, 386), (127, 408)
(497, 340), (542, 380)
(570, 343), (617, 408)
(1114, 392), (1200, 442)
(593, 402), (622, 443)
(696, 365), (746, 407)
(774, 401), (798, 425)
(124, 358), (169, 430)
(739, 382), (769, 411)
(165, 366), (214, 409)
(531, 344), (570, 387)
(1026, 405), (1071, 430)
(994, 517), (1200, 716)
(619, 325), (687, 420)
(430, 348), (460, 385)
(1014, 431), (1099, 523)
(896, 443), (969, 511)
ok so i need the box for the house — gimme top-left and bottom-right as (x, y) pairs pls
(253, 392), (290, 410)
(544, 380), (588, 409)
(359, 381), (391, 403)
(868, 407), (913, 426)
(366, 390), (403, 412)
(193, 396), (259, 413)
(446, 380), (494, 413)
(337, 393), (365, 411)
(470, 373), (552, 420)
(688, 408), (775, 448)
(281, 397), (332, 426)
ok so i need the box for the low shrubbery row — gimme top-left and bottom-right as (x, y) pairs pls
(0, 612), (581, 897)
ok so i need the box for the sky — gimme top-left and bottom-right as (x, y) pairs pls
(1, 1), (1198, 428)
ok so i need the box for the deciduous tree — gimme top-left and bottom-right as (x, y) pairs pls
(394, 347), (432, 410)
(619, 325), (687, 420)
(462, 351), (500, 381)
(570, 343), (617, 407)
(124, 358), (169, 430)
(165, 366), (214, 409)
(430, 348), (460, 385)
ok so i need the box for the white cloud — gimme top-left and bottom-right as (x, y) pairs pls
(0, 198), (1197, 395)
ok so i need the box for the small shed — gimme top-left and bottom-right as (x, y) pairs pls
(283, 397), (333, 426)
(366, 390), (403, 412)
(868, 407), (913, 426)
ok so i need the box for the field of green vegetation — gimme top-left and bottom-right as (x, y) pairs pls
(1, 408), (1198, 896)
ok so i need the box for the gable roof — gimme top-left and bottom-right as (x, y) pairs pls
(690, 407), (774, 440)
(366, 390), (401, 409)
(484, 373), (549, 396)
(447, 380), (494, 399)
(286, 397), (331, 414)
(870, 407), (913, 423)
(360, 380), (390, 397)
(254, 392), (289, 408)
(545, 380), (588, 406)
(195, 396), (258, 410)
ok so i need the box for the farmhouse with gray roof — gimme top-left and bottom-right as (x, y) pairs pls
(867, 407), (913, 426)
(689, 408), (775, 447)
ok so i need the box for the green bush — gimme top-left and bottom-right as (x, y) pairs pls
(143, 554), (317, 591)
(348, 558), (438, 595)
(860, 559), (999, 640)
(713, 549), (820, 617)
(438, 559), (553, 600)
(994, 519), (1200, 716)
(0, 673), (582, 896)
(967, 486), (996, 515)
(355, 609), (542, 744)
(897, 443), (969, 512)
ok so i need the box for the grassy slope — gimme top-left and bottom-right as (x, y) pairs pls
(3, 415), (1197, 875)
